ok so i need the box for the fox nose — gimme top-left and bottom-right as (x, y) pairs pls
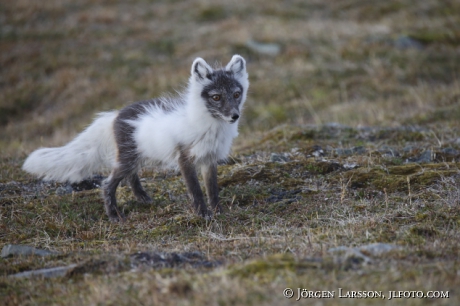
(231, 114), (240, 121)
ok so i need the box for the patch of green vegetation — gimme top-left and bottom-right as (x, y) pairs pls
(228, 253), (321, 282)
(342, 163), (459, 193)
(266, 104), (288, 124)
(408, 106), (460, 125)
(196, 6), (227, 22)
(374, 130), (426, 142)
(148, 39), (176, 56)
(409, 31), (460, 46)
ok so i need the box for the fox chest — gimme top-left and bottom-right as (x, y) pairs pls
(188, 127), (235, 163)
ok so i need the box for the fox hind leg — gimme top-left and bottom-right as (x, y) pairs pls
(102, 168), (126, 222)
(128, 173), (152, 204)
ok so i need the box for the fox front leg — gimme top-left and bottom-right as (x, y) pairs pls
(201, 163), (222, 215)
(178, 149), (209, 218)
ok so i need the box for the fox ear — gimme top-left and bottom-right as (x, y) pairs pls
(226, 55), (247, 77)
(191, 58), (212, 81)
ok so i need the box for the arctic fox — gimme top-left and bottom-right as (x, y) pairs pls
(23, 55), (249, 222)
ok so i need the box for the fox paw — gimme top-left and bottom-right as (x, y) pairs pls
(136, 194), (153, 204)
(211, 205), (223, 215)
(107, 210), (126, 223)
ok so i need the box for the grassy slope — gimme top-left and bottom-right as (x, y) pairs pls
(1, 0), (460, 305)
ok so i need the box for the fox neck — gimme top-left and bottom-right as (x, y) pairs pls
(182, 81), (238, 163)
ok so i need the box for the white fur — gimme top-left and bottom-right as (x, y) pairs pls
(23, 55), (249, 182)
(22, 112), (118, 182)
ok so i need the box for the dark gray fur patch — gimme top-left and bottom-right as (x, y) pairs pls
(114, 98), (183, 169)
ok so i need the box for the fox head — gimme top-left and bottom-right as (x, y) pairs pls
(190, 55), (249, 124)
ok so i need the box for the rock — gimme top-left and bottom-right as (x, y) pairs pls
(358, 243), (402, 256)
(378, 146), (400, 157)
(9, 264), (77, 278)
(56, 184), (73, 195)
(343, 162), (358, 169)
(270, 153), (289, 163)
(130, 251), (220, 269)
(413, 150), (433, 163)
(1, 244), (59, 258)
(402, 146), (416, 153)
(394, 35), (423, 50)
(304, 145), (324, 158)
(335, 148), (353, 156)
(328, 246), (372, 268)
(246, 39), (281, 56)
(71, 174), (104, 191)
(352, 146), (367, 155)
(441, 147), (459, 156)
(266, 189), (301, 204)
(455, 138), (460, 146)
(328, 243), (401, 269)
(324, 122), (350, 129)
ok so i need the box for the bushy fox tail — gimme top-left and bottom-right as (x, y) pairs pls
(23, 111), (119, 183)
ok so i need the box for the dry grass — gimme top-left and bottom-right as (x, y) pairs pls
(1, 0), (460, 305)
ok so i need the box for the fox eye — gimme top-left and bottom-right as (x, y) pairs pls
(212, 95), (221, 101)
(233, 92), (241, 99)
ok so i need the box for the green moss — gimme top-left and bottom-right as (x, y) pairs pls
(266, 104), (288, 124)
(387, 164), (421, 176)
(409, 31), (460, 46)
(197, 6), (226, 22)
(305, 161), (341, 174)
(228, 253), (321, 282)
(341, 163), (459, 193)
(409, 107), (460, 125)
(148, 39), (176, 56)
(410, 225), (438, 238)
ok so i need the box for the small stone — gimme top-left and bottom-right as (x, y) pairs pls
(442, 147), (459, 156)
(335, 148), (353, 156)
(328, 246), (372, 267)
(246, 39), (281, 56)
(358, 243), (401, 256)
(71, 174), (104, 191)
(130, 251), (220, 269)
(1, 244), (59, 258)
(343, 162), (358, 169)
(402, 146), (416, 153)
(270, 153), (289, 163)
(56, 184), (73, 195)
(324, 122), (349, 129)
(328, 243), (402, 269)
(9, 265), (77, 278)
(378, 146), (400, 157)
(415, 150), (433, 163)
(394, 35), (423, 50)
(352, 146), (367, 155)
